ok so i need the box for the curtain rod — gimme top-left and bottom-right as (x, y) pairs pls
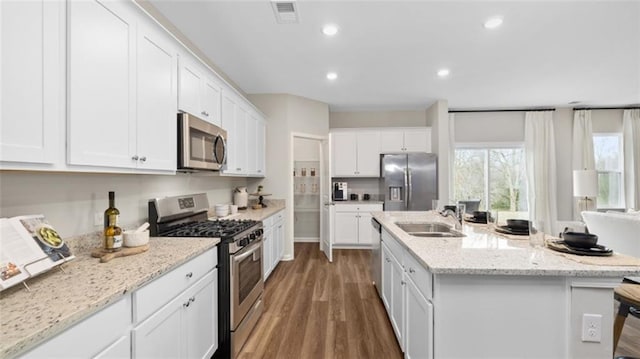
(573, 106), (640, 111)
(448, 108), (555, 113)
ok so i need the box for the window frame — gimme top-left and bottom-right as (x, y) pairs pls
(592, 132), (625, 209)
(453, 142), (526, 212)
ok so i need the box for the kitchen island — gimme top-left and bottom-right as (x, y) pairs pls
(372, 211), (640, 359)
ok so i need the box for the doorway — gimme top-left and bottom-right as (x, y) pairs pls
(293, 136), (322, 242)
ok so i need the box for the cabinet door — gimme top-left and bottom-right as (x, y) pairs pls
(263, 229), (273, 280)
(379, 131), (404, 153)
(234, 105), (248, 174)
(201, 78), (221, 126)
(221, 92), (238, 174)
(403, 129), (430, 152)
(1, 0), (61, 164)
(331, 132), (357, 176)
(136, 22), (177, 171)
(255, 115), (266, 176)
(357, 211), (373, 245)
(185, 270), (218, 359)
(68, 0), (136, 168)
(334, 211), (359, 244)
(405, 277), (433, 359)
(245, 113), (257, 175)
(356, 132), (380, 176)
(178, 57), (202, 116)
(275, 220), (285, 264)
(390, 253), (405, 351)
(381, 243), (392, 312)
(133, 293), (185, 358)
(94, 335), (131, 359)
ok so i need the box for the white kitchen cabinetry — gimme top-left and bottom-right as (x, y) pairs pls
(379, 128), (431, 153)
(381, 229), (434, 357)
(263, 210), (285, 281)
(333, 203), (382, 246)
(67, 0), (177, 172)
(221, 91), (247, 175)
(178, 55), (222, 126)
(21, 296), (131, 358)
(331, 131), (380, 177)
(0, 0), (62, 165)
(255, 115), (266, 176)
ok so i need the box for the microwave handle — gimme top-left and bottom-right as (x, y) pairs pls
(214, 134), (227, 166)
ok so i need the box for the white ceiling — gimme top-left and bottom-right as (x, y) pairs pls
(148, 0), (640, 111)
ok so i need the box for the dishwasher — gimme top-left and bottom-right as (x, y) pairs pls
(370, 217), (382, 298)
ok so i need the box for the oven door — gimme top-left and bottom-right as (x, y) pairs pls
(231, 239), (264, 329)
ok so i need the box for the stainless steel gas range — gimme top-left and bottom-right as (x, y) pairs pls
(149, 193), (264, 358)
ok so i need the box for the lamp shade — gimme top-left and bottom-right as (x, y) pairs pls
(573, 170), (598, 197)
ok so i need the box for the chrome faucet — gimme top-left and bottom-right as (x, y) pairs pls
(440, 209), (462, 230)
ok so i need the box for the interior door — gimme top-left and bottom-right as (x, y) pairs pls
(320, 138), (333, 262)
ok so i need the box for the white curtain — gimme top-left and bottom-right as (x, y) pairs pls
(572, 110), (595, 170)
(448, 113), (456, 202)
(525, 111), (557, 233)
(623, 109), (640, 209)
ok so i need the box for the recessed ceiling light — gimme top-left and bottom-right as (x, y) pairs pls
(437, 69), (450, 77)
(322, 24), (339, 36)
(484, 16), (503, 29)
(326, 72), (338, 80)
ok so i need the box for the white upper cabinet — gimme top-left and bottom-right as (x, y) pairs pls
(246, 112), (257, 175)
(178, 55), (221, 126)
(67, 0), (137, 169)
(135, 21), (178, 171)
(380, 128), (431, 153)
(67, 0), (177, 172)
(255, 114), (266, 176)
(331, 131), (380, 177)
(0, 0), (62, 165)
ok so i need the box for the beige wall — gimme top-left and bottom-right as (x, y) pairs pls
(0, 171), (247, 237)
(330, 110), (427, 128)
(248, 93), (330, 260)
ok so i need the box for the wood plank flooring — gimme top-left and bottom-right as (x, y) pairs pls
(239, 243), (640, 358)
(238, 243), (402, 359)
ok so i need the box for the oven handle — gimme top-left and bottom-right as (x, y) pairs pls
(233, 242), (262, 263)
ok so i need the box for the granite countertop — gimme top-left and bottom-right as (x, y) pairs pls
(208, 199), (286, 221)
(373, 211), (640, 277)
(0, 233), (220, 358)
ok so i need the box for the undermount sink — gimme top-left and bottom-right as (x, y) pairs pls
(395, 221), (465, 238)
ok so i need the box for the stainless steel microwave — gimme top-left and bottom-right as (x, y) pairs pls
(177, 113), (227, 171)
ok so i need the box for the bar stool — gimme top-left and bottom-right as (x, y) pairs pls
(613, 283), (640, 354)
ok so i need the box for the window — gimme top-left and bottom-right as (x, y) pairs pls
(453, 146), (527, 217)
(593, 133), (624, 208)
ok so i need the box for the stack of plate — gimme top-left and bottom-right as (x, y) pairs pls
(495, 219), (530, 236)
(215, 204), (229, 217)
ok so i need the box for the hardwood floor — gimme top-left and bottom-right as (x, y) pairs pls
(239, 243), (640, 358)
(238, 243), (402, 359)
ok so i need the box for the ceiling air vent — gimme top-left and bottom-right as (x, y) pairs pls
(271, 0), (299, 24)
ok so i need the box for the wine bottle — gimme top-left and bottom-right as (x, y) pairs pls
(103, 191), (123, 251)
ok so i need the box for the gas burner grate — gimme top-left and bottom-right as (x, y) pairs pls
(161, 219), (259, 238)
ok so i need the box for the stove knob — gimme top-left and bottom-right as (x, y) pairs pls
(256, 229), (264, 237)
(239, 238), (249, 247)
(249, 233), (256, 240)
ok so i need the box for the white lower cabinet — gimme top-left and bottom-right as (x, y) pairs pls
(263, 210), (285, 281)
(133, 270), (217, 359)
(333, 204), (382, 246)
(381, 229), (433, 358)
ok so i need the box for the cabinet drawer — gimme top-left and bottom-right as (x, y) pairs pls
(274, 210), (285, 222)
(381, 229), (405, 265)
(133, 247), (217, 323)
(335, 203), (382, 213)
(404, 251), (433, 300)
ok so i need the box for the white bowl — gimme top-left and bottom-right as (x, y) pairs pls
(124, 230), (149, 247)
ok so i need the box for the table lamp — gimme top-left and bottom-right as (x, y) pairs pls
(573, 169), (598, 213)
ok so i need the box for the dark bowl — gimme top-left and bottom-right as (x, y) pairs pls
(506, 219), (530, 230)
(473, 211), (488, 219)
(562, 232), (598, 248)
(444, 205), (457, 212)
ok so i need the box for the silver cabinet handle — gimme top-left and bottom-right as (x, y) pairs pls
(236, 168), (241, 171)
(409, 268), (415, 274)
(385, 257), (391, 263)
(401, 280), (406, 285)
(183, 301), (190, 307)
(139, 156), (146, 162)
(201, 111), (208, 117)
(132, 155), (139, 161)
(190, 296), (195, 303)
(186, 272), (193, 278)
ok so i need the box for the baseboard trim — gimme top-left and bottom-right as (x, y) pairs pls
(294, 237), (319, 243)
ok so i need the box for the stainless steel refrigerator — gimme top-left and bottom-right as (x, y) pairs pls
(380, 153), (438, 211)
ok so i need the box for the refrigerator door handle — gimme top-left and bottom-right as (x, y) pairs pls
(403, 169), (409, 210)
(407, 169), (412, 209)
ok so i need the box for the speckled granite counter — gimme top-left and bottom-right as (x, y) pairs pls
(0, 233), (219, 358)
(373, 211), (640, 277)
(208, 199), (285, 221)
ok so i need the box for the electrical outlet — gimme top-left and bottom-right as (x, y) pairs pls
(581, 314), (602, 342)
(94, 212), (103, 227)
